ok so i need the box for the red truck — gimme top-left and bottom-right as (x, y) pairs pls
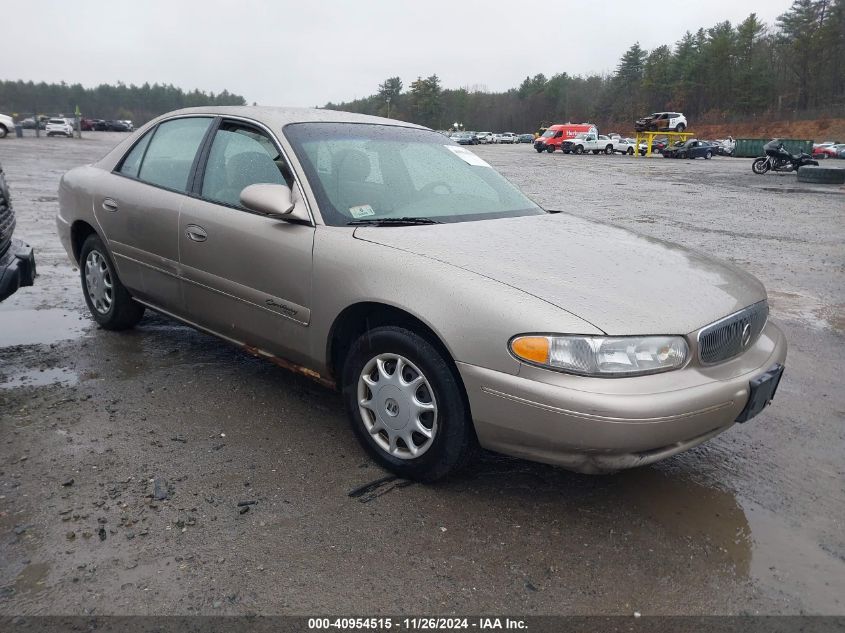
(533, 123), (599, 153)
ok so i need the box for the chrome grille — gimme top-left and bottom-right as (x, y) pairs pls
(698, 301), (769, 365)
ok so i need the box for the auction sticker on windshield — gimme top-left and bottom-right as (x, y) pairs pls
(349, 204), (376, 218)
(445, 145), (492, 167)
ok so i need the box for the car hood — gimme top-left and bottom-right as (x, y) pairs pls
(353, 214), (766, 336)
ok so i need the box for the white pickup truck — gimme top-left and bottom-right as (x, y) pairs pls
(562, 133), (615, 155)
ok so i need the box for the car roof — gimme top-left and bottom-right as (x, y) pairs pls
(150, 106), (427, 130)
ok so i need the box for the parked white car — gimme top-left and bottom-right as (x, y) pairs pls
(611, 138), (637, 155)
(477, 132), (495, 144)
(46, 118), (74, 137)
(0, 113), (15, 138)
(498, 132), (517, 144)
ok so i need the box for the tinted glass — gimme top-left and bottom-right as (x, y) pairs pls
(118, 131), (153, 179)
(138, 117), (212, 192)
(201, 123), (289, 208)
(285, 123), (544, 226)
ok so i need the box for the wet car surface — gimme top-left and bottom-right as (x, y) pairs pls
(0, 134), (843, 615)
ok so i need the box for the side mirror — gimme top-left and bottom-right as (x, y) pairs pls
(240, 183), (295, 218)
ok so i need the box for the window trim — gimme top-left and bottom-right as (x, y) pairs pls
(112, 113), (315, 226)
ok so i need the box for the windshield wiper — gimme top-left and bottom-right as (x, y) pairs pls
(347, 217), (443, 226)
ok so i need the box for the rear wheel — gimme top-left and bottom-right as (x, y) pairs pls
(535, 146), (543, 153)
(605, 145), (613, 154)
(675, 123), (686, 133)
(627, 147), (634, 155)
(705, 151), (712, 159)
(574, 145), (583, 155)
(0, 125), (7, 138)
(342, 326), (477, 481)
(546, 145), (555, 153)
(79, 234), (145, 330)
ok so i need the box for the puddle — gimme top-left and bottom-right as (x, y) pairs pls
(0, 309), (91, 346)
(0, 366), (79, 390)
(612, 468), (845, 613)
(13, 562), (49, 595)
(758, 187), (844, 195)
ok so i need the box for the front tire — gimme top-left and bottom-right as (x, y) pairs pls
(676, 123), (686, 133)
(0, 125), (7, 138)
(574, 145), (583, 155)
(79, 234), (145, 330)
(546, 145), (555, 153)
(751, 157), (770, 174)
(342, 326), (477, 482)
(627, 147), (634, 155)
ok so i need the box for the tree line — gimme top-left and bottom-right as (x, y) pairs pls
(325, 0), (845, 133)
(0, 80), (246, 123)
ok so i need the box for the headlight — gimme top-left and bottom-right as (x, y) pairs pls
(509, 335), (688, 377)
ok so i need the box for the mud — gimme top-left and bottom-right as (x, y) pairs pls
(0, 134), (843, 615)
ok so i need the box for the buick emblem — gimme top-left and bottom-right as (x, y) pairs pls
(384, 398), (400, 417)
(741, 323), (752, 348)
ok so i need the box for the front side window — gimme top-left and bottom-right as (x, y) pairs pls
(137, 117), (212, 192)
(200, 122), (290, 208)
(285, 123), (544, 226)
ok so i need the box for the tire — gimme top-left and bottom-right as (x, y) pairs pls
(627, 147), (634, 155)
(342, 326), (477, 482)
(535, 146), (543, 153)
(79, 234), (145, 330)
(751, 157), (770, 174)
(0, 125), (7, 138)
(574, 145), (583, 155)
(546, 145), (555, 153)
(605, 145), (613, 155)
(797, 165), (845, 184)
(680, 152), (688, 159)
(705, 151), (712, 159)
(676, 123), (686, 133)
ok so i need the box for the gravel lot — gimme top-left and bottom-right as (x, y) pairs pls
(0, 133), (843, 616)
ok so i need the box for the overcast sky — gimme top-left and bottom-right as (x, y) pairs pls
(3, 0), (792, 107)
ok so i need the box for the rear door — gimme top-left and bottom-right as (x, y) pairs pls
(94, 116), (213, 313)
(178, 118), (315, 363)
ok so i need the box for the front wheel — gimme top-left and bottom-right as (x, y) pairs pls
(535, 146), (543, 153)
(675, 123), (686, 133)
(546, 145), (555, 153)
(627, 147), (634, 155)
(605, 145), (613, 155)
(342, 326), (477, 482)
(751, 157), (770, 174)
(80, 234), (145, 330)
(0, 126), (7, 138)
(574, 145), (583, 155)
(705, 151), (712, 159)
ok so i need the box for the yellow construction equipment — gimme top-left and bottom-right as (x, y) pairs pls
(635, 130), (694, 157)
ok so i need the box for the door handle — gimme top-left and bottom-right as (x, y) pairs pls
(102, 198), (119, 212)
(185, 224), (208, 243)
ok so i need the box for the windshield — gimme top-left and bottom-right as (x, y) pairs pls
(284, 123), (544, 226)
(541, 130), (555, 138)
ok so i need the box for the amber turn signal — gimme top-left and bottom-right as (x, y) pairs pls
(510, 336), (550, 364)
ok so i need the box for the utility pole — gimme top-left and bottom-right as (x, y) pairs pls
(385, 96), (391, 119)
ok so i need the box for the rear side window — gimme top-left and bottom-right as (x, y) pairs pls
(118, 132), (153, 179)
(137, 117), (212, 192)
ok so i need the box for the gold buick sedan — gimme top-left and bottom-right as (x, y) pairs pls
(57, 107), (786, 480)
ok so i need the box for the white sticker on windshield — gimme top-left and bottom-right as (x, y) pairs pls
(349, 204), (375, 218)
(445, 145), (492, 168)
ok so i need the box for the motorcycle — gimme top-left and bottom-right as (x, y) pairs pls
(752, 139), (818, 174)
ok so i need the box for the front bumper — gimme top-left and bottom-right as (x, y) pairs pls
(458, 321), (787, 474)
(0, 238), (36, 302)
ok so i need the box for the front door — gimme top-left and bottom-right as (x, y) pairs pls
(178, 119), (315, 363)
(94, 116), (213, 313)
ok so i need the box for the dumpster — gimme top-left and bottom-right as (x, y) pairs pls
(734, 138), (814, 158)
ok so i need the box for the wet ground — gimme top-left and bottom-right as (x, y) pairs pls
(0, 133), (843, 616)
